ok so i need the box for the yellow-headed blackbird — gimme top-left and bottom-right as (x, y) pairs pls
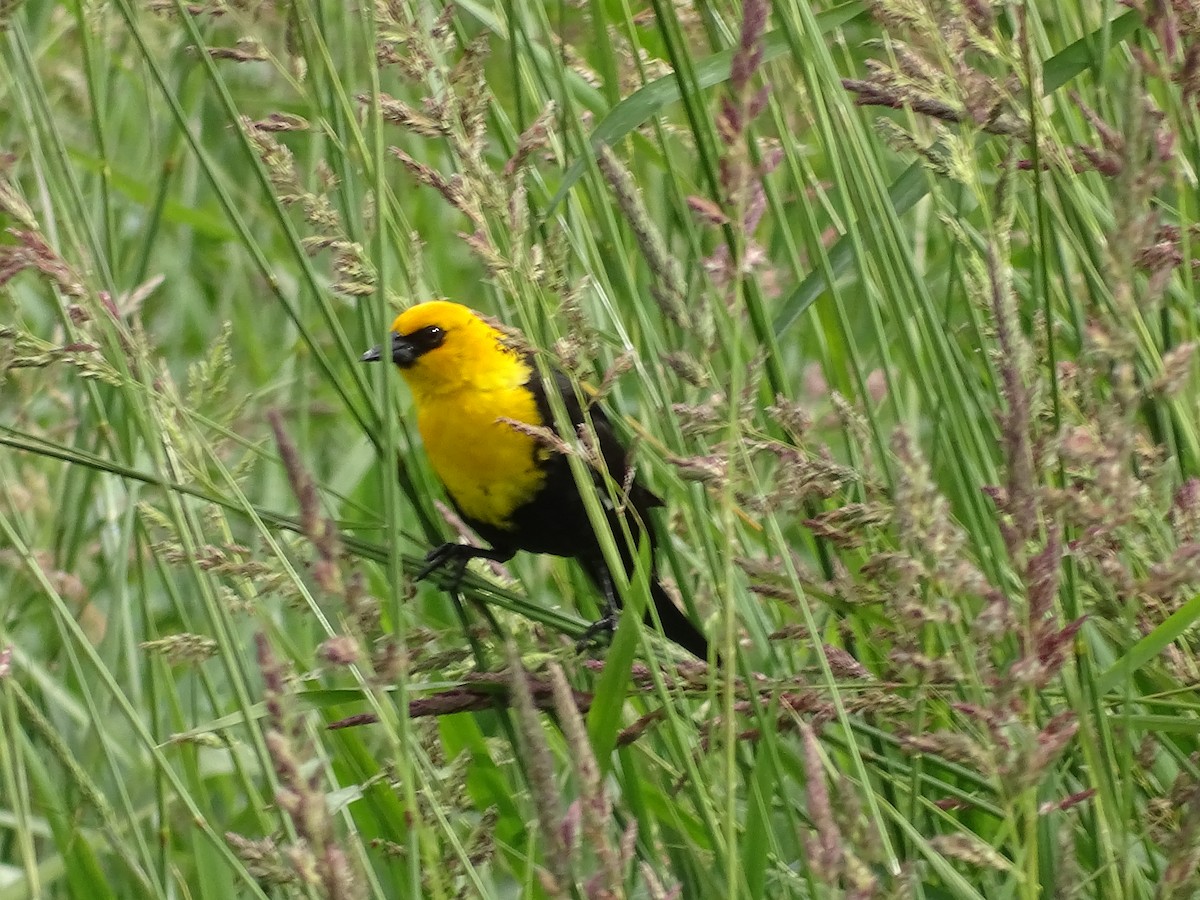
(362, 300), (709, 659)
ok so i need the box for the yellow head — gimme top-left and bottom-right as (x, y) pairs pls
(361, 300), (529, 399)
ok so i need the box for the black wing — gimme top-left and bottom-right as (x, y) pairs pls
(537, 368), (663, 515)
(457, 362), (662, 563)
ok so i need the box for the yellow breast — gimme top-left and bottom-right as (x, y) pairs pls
(416, 382), (547, 529)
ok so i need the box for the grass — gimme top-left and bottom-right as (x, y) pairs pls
(2, 0), (1200, 896)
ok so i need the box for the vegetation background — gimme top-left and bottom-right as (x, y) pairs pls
(2, 0), (1199, 896)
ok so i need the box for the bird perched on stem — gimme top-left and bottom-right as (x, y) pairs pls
(362, 300), (710, 660)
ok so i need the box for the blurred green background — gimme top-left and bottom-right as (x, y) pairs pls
(2, 0), (1199, 897)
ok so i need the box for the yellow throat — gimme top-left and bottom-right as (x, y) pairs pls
(388, 301), (548, 529)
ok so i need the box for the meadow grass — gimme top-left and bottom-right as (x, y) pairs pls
(2, 0), (1199, 897)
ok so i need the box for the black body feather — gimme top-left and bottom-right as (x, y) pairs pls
(439, 368), (710, 660)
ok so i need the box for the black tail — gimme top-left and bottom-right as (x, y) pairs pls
(579, 554), (710, 660)
(647, 578), (710, 660)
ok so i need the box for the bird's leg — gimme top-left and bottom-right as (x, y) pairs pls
(416, 542), (513, 592)
(576, 566), (620, 651)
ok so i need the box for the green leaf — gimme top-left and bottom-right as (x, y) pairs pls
(542, 3), (870, 218)
(771, 9), (1144, 337)
(1097, 592), (1200, 696)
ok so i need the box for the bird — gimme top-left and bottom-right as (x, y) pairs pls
(361, 299), (710, 660)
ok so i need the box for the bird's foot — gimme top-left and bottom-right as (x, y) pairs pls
(575, 613), (618, 653)
(416, 542), (514, 592)
(415, 542), (473, 591)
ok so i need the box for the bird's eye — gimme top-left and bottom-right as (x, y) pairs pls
(405, 324), (445, 352)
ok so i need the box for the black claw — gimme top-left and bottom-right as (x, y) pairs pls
(575, 613), (619, 653)
(415, 542), (514, 593)
(592, 567), (620, 621)
(415, 542), (470, 590)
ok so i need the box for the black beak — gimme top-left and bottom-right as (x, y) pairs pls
(361, 333), (416, 367)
